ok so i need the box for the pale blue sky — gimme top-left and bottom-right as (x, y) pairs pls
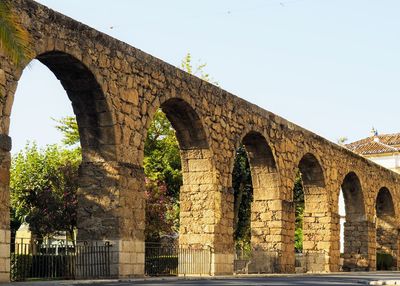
(10, 0), (400, 153)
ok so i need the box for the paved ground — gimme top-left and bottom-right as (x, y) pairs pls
(4, 272), (400, 286)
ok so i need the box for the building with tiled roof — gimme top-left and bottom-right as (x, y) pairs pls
(345, 129), (400, 173)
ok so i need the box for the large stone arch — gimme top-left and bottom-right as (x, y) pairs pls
(0, 49), (133, 277)
(296, 152), (331, 272)
(160, 98), (216, 247)
(298, 153), (325, 188)
(340, 172), (369, 271)
(234, 131), (291, 273)
(242, 132), (279, 199)
(143, 97), (233, 274)
(9, 51), (118, 235)
(376, 187), (398, 270)
(4, 50), (117, 155)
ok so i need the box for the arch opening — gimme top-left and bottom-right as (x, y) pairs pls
(144, 99), (211, 241)
(161, 98), (208, 150)
(298, 153), (325, 188)
(339, 172), (369, 271)
(375, 187), (398, 270)
(143, 98), (216, 275)
(294, 153), (328, 273)
(34, 52), (116, 162)
(232, 131), (282, 273)
(8, 50), (118, 279)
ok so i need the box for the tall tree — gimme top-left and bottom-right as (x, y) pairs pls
(10, 143), (80, 240)
(0, 0), (32, 65)
(144, 110), (181, 200)
(232, 146), (253, 248)
(10, 115), (81, 241)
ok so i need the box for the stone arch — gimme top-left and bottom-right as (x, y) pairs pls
(5, 51), (117, 162)
(298, 153), (325, 188)
(161, 98), (209, 150)
(235, 131), (287, 273)
(296, 153), (327, 220)
(143, 97), (225, 268)
(155, 98), (214, 190)
(340, 172), (369, 271)
(242, 131), (282, 273)
(341, 172), (366, 222)
(376, 187), (395, 217)
(242, 131), (279, 200)
(4, 50), (119, 243)
(296, 152), (330, 272)
(375, 187), (398, 270)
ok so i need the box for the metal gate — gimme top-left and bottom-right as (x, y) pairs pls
(11, 240), (111, 281)
(145, 243), (212, 276)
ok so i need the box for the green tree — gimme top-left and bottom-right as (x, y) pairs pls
(10, 143), (80, 240)
(53, 116), (80, 147)
(144, 110), (181, 200)
(143, 109), (181, 241)
(0, 0), (32, 65)
(232, 146), (253, 252)
(181, 52), (218, 85)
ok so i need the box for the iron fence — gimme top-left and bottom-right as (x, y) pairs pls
(145, 243), (211, 276)
(11, 239), (111, 281)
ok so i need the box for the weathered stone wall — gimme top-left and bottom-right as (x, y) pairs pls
(376, 188), (399, 270)
(0, 0), (399, 280)
(376, 217), (398, 269)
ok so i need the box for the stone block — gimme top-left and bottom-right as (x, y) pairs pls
(0, 272), (9, 283)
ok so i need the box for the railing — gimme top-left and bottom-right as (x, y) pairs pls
(145, 243), (211, 276)
(11, 239), (111, 281)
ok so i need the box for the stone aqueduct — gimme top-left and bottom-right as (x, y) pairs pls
(0, 0), (399, 281)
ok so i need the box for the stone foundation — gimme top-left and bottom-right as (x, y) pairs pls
(0, 229), (10, 282)
(342, 220), (370, 271)
(110, 239), (145, 277)
(377, 216), (399, 270)
(251, 199), (294, 273)
(211, 253), (234, 275)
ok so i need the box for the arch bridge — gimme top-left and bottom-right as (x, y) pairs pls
(0, 0), (399, 280)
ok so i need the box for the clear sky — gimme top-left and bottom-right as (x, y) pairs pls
(10, 0), (400, 153)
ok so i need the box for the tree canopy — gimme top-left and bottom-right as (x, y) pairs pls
(10, 143), (80, 240)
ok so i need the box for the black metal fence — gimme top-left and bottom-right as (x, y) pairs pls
(11, 240), (111, 281)
(145, 243), (211, 276)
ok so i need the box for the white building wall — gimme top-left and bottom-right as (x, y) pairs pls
(367, 154), (400, 172)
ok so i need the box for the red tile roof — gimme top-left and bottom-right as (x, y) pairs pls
(345, 133), (400, 155)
